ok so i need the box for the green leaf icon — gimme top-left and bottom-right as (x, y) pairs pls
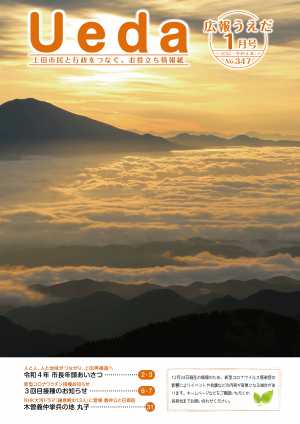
(261, 390), (274, 404)
(253, 392), (261, 404)
(253, 390), (274, 407)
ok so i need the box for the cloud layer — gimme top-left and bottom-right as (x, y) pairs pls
(1, 148), (300, 248)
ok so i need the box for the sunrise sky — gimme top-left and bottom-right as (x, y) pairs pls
(0, 0), (299, 134)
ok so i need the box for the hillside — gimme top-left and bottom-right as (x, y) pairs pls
(57, 309), (300, 357)
(6, 291), (125, 340)
(200, 289), (300, 317)
(6, 290), (199, 341)
(0, 315), (86, 357)
(0, 98), (176, 156)
(191, 292), (223, 304)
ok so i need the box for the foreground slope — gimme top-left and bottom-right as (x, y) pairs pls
(6, 291), (125, 340)
(58, 309), (300, 357)
(0, 316), (86, 357)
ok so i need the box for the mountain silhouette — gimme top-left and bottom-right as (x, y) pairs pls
(26, 277), (300, 306)
(200, 289), (300, 317)
(0, 245), (183, 268)
(58, 309), (300, 357)
(0, 237), (255, 268)
(245, 131), (300, 142)
(6, 290), (199, 341)
(131, 129), (300, 142)
(191, 292), (224, 305)
(29, 279), (162, 300)
(7, 291), (125, 341)
(264, 276), (299, 284)
(170, 278), (300, 299)
(130, 129), (237, 139)
(0, 315), (86, 357)
(0, 304), (15, 315)
(0, 98), (176, 156)
(267, 246), (300, 257)
(168, 133), (300, 148)
(137, 237), (254, 258)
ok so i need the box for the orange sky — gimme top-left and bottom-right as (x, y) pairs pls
(0, 0), (299, 134)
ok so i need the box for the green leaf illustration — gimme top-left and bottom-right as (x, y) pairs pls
(261, 390), (274, 404)
(253, 392), (261, 404)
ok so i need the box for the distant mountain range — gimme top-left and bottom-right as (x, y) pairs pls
(130, 129), (237, 139)
(0, 99), (299, 158)
(167, 133), (300, 149)
(28, 277), (300, 304)
(58, 309), (300, 357)
(130, 129), (300, 142)
(6, 290), (199, 341)
(0, 238), (299, 267)
(172, 278), (300, 299)
(7, 285), (300, 341)
(0, 98), (177, 156)
(245, 131), (300, 142)
(267, 246), (300, 257)
(0, 315), (85, 357)
(0, 237), (256, 268)
(5, 284), (300, 355)
(29, 279), (162, 300)
(201, 289), (300, 317)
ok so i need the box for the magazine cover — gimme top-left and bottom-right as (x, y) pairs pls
(0, 0), (299, 421)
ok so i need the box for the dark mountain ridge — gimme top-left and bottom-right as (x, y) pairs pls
(6, 289), (199, 341)
(169, 278), (300, 299)
(130, 129), (300, 142)
(29, 279), (162, 300)
(0, 237), (255, 268)
(200, 289), (300, 317)
(0, 98), (176, 155)
(0, 315), (86, 357)
(267, 246), (300, 257)
(168, 133), (300, 148)
(57, 309), (300, 357)
(27, 277), (300, 303)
